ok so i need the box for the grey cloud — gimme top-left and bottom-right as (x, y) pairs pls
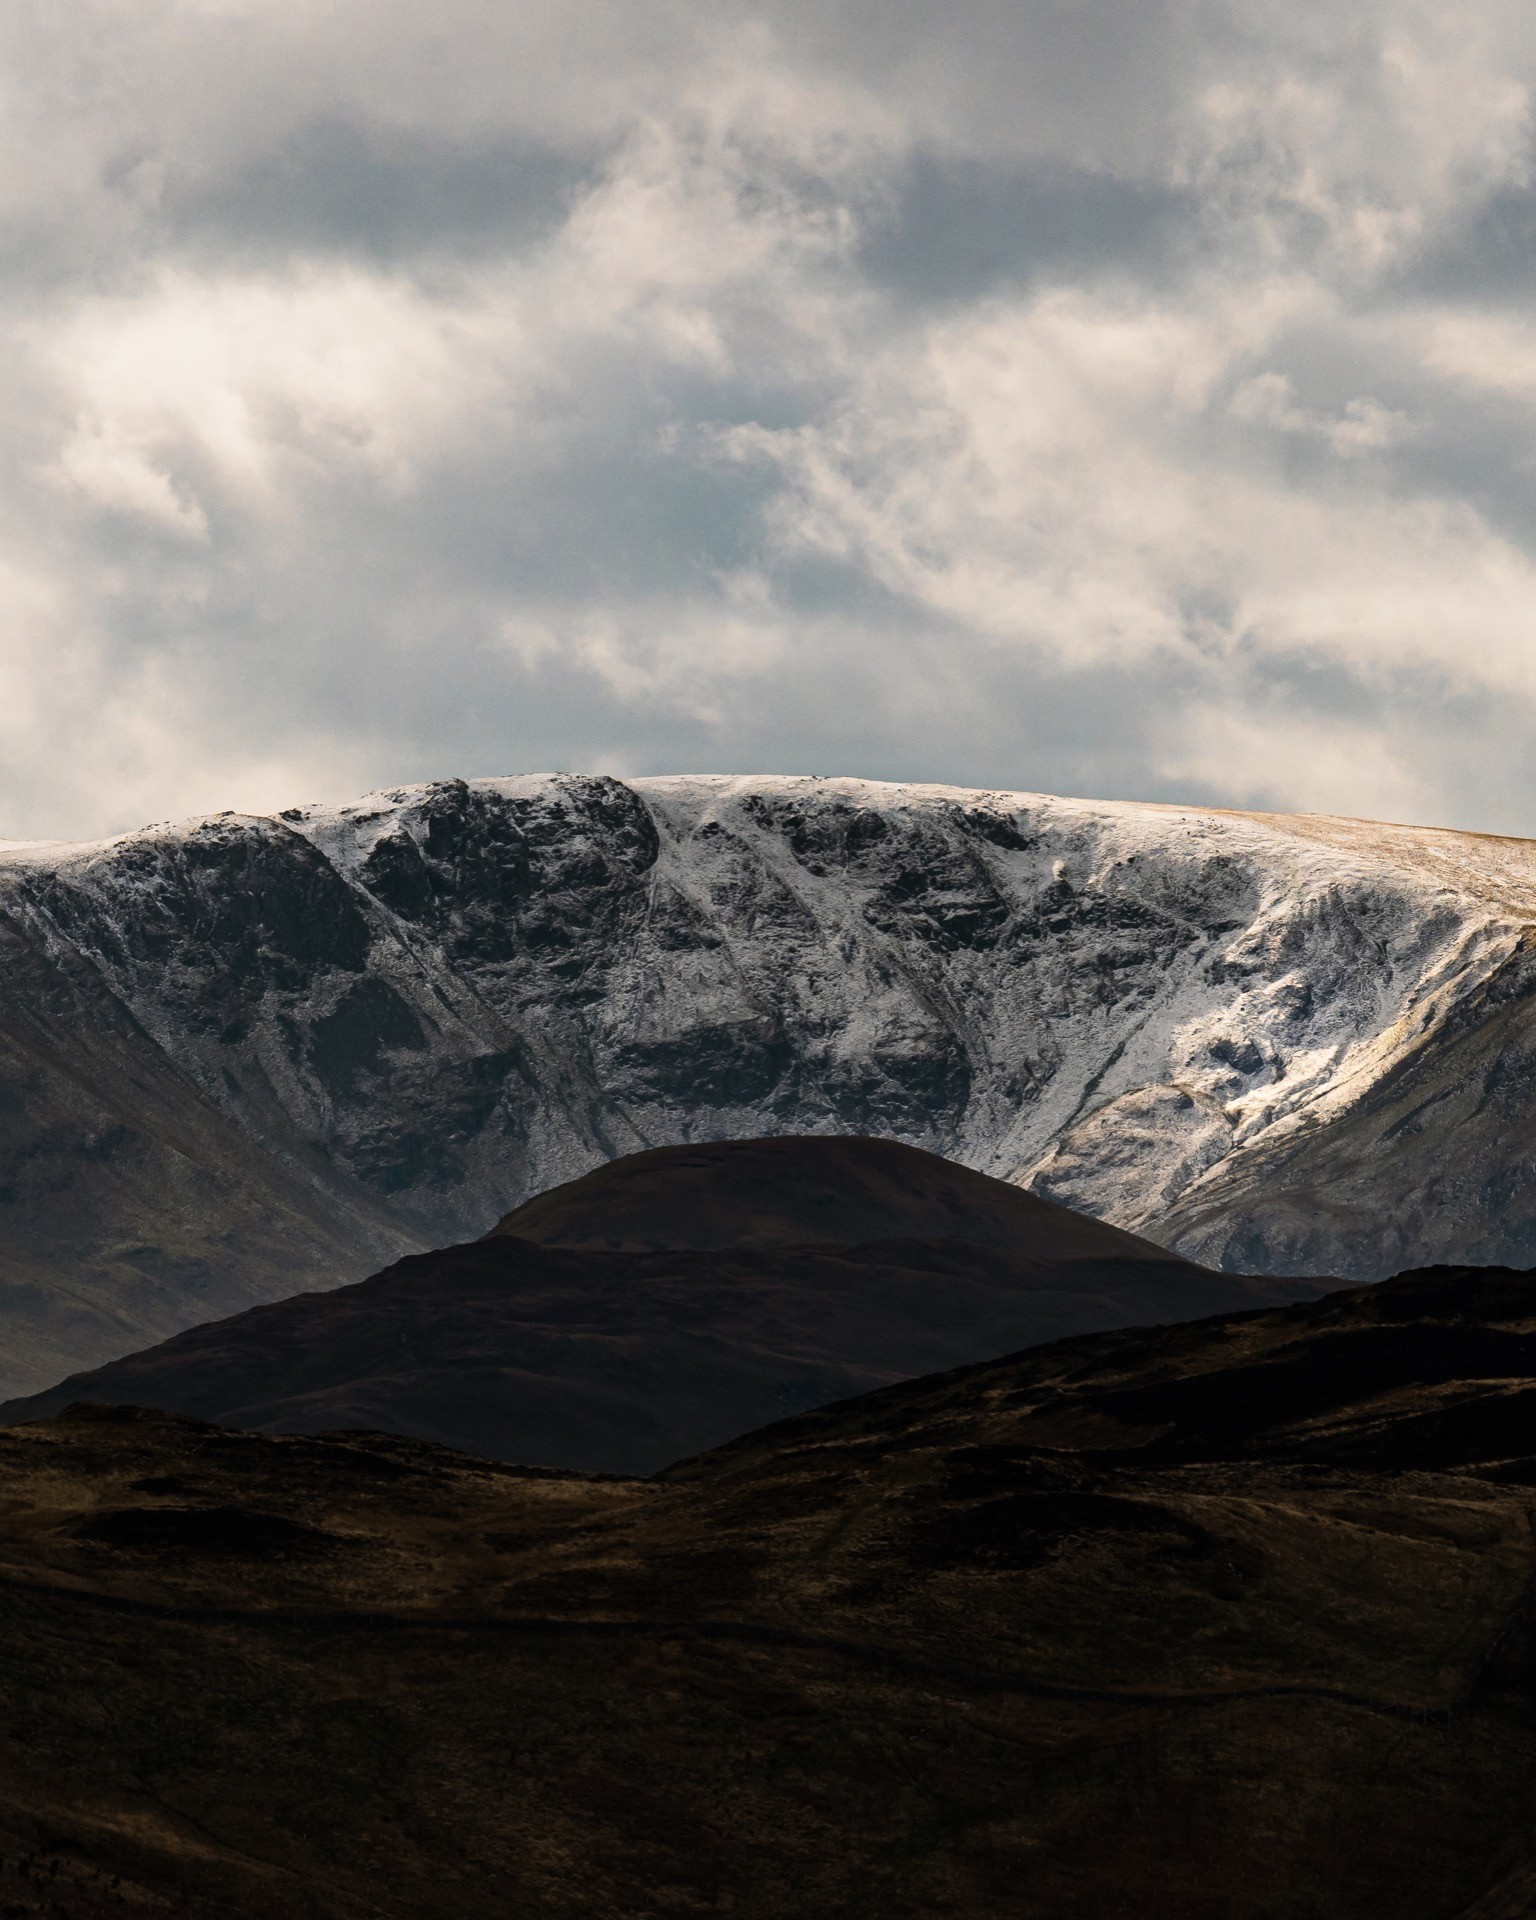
(202, 593), (1536, 842)
(1230, 315), (1536, 557)
(738, 0), (1223, 167)
(1190, 647), (1536, 837)
(1398, 177), (1536, 302)
(858, 154), (1198, 305)
(158, 118), (594, 266)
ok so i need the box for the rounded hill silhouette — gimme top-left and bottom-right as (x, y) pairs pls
(488, 1134), (1181, 1260)
(0, 1137), (1319, 1473)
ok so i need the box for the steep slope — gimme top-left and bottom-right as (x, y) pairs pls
(5, 771), (1536, 1390)
(0, 1266), (1532, 1916)
(0, 1139), (1316, 1472)
(0, 894), (416, 1399)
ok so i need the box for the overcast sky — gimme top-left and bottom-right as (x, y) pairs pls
(8, 2), (1536, 839)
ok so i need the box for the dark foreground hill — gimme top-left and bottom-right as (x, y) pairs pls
(0, 1264), (1534, 1917)
(0, 1139), (1316, 1472)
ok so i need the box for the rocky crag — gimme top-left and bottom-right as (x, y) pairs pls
(2, 772), (1535, 1393)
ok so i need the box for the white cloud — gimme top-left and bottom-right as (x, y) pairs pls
(1414, 309), (1536, 400)
(50, 423), (210, 537)
(1227, 372), (1412, 455)
(715, 274), (1536, 732)
(34, 267), (523, 522)
(1177, 4), (1533, 273)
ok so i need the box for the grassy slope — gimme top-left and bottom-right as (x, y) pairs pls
(0, 1267), (1531, 1915)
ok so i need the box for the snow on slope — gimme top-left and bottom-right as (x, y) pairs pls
(290, 775), (1536, 1271)
(0, 770), (1534, 1394)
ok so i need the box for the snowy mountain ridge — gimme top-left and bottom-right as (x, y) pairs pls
(0, 770), (1533, 1395)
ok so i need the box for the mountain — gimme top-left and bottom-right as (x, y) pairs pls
(5, 771), (1536, 1392)
(0, 1263), (1532, 1917)
(0, 1138), (1318, 1472)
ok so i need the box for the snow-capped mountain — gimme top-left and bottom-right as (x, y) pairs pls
(1, 771), (1533, 1394)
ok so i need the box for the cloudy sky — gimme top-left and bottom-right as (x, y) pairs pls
(7, 1), (1536, 839)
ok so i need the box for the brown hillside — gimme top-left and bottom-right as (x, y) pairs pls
(0, 1264), (1531, 1916)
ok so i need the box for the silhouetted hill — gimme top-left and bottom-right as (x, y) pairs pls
(489, 1134), (1183, 1258)
(0, 1260), (1533, 1916)
(673, 1261), (1536, 1483)
(0, 1139), (1317, 1472)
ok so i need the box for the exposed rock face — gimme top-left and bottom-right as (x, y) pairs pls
(2, 771), (1535, 1393)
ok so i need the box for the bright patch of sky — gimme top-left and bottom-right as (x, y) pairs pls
(5, 0), (1536, 837)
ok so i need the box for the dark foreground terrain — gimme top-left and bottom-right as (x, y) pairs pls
(0, 1139), (1317, 1473)
(0, 1264), (1532, 1917)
